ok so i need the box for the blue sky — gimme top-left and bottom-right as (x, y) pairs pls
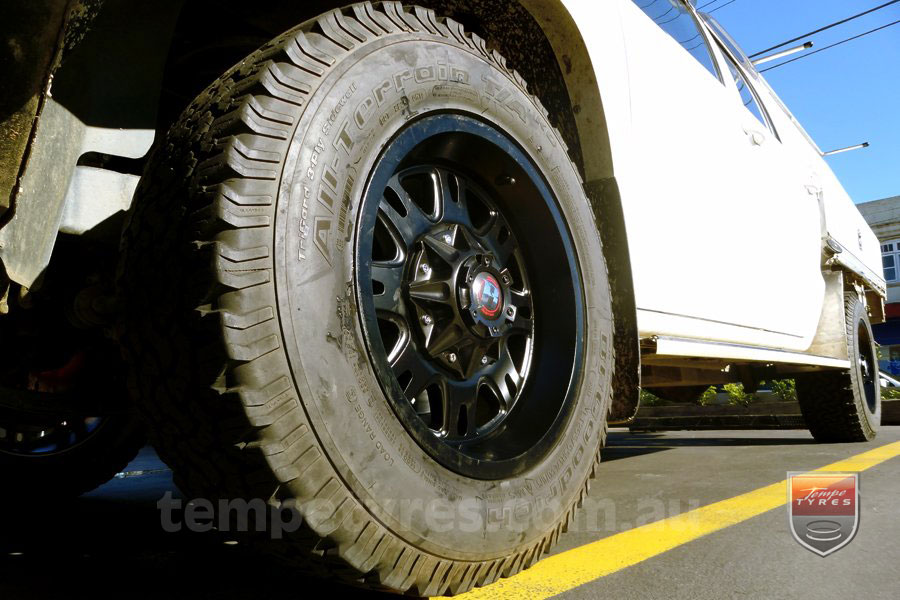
(703, 0), (900, 203)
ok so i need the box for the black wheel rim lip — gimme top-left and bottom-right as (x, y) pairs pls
(355, 113), (585, 480)
(858, 322), (878, 414)
(0, 412), (106, 457)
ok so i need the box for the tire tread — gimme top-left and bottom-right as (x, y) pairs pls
(119, 2), (609, 594)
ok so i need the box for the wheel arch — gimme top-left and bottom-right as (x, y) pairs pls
(159, 0), (640, 421)
(6, 0), (641, 419)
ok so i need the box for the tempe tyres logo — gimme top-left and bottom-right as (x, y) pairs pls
(788, 472), (859, 556)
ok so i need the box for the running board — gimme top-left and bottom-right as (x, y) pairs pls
(651, 336), (851, 370)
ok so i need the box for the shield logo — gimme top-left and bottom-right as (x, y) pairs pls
(788, 472), (859, 556)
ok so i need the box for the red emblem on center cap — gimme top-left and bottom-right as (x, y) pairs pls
(472, 273), (502, 318)
(788, 472), (859, 556)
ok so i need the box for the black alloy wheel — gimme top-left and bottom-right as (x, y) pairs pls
(357, 115), (584, 479)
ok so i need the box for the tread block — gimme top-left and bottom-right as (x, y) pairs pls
(352, 3), (395, 35)
(218, 243), (270, 264)
(215, 197), (271, 229)
(256, 65), (310, 107)
(226, 332), (280, 362)
(222, 306), (275, 330)
(229, 135), (283, 163)
(217, 96), (293, 140)
(298, 32), (339, 66)
(217, 286), (277, 320)
(382, 2), (414, 32)
(245, 390), (295, 425)
(412, 6), (439, 35)
(318, 11), (360, 50)
(219, 179), (275, 206)
(216, 265), (271, 290)
(444, 17), (467, 45)
(217, 227), (272, 251)
(235, 375), (292, 408)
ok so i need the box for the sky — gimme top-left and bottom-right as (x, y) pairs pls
(702, 0), (900, 204)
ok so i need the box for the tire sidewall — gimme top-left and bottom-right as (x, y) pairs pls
(849, 297), (881, 432)
(272, 35), (613, 559)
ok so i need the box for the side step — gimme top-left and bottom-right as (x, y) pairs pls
(650, 336), (851, 370)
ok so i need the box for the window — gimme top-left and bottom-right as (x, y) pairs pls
(632, 0), (720, 80)
(882, 241), (899, 282)
(702, 14), (759, 78)
(721, 49), (772, 132)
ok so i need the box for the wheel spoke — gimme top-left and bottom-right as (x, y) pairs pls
(392, 342), (436, 400)
(408, 280), (451, 305)
(421, 232), (461, 265)
(426, 324), (467, 356)
(384, 177), (432, 241)
(457, 225), (487, 255)
(508, 290), (534, 334)
(441, 380), (477, 439)
(371, 262), (405, 314)
(487, 342), (522, 411)
(436, 169), (470, 225)
(377, 202), (414, 248)
(486, 220), (516, 267)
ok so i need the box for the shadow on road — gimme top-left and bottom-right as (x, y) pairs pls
(601, 429), (816, 461)
(0, 431), (817, 598)
(0, 449), (393, 600)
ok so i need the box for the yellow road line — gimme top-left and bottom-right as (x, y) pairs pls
(443, 441), (900, 600)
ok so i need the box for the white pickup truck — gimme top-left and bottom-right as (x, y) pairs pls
(0, 0), (883, 594)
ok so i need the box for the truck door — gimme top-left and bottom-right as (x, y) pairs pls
(708, 35), (825, 344)
(620, 0), (816, 349)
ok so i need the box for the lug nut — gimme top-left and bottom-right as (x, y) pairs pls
(481, 356), (489, 365)
(422, 315), (433, 326)
(502, 275), (511, 285)
(506, 307), (515, 317)
(482, 256), (491, 266)
(420, 263), (431, 275)
(443, 233), (453, 245)
(447, 353), (458, 364)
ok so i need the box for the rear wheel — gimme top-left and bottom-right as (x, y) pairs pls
(796, 294), (880, 442)
(1, 319), (143, 501)
(119, 2), (613, 594)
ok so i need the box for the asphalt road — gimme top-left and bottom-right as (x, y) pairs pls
(1, 428), (897, 599)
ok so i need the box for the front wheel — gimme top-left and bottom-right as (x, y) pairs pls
(120, 3), (614, 595)
(796, 293), (880, 442)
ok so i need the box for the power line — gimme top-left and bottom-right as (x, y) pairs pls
(697, 0), (723, 9)
(760, 17), (900, 72)
(708, 0), (739, 13)
(749, 0), (900, 58)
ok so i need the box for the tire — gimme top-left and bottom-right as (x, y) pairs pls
(1, 305), (144, 502)
(796, 293), (881, 442)
(118, 2), (613, 595)
(648, 385), (709, 404)
(0, 413), (144, 502)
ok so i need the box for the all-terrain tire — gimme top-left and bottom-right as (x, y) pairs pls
(0, 413), (144, 502)
(118, 2), (614, 595)
(796, 293), (880, 442)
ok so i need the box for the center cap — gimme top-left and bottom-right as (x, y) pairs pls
(471, 272), (503, 319)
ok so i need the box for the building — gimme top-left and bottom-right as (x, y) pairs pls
(857, 195), (900, 374)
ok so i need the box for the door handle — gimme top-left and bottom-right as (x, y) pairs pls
(743, 126), (766, 146)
